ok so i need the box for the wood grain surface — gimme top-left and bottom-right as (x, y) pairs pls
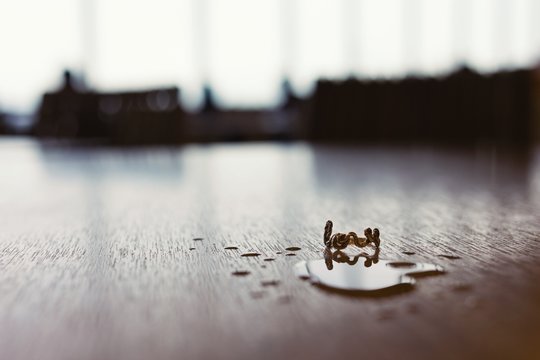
(0, 139), (539, 360)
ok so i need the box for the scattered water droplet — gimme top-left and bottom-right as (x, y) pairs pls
(286, 253), (296, 257)
(387, 261), (416, 268)
(261, 280), (280, 287)
(193, 238), (204, 241)
(295, 254), (444, 295)
(232, 270), (250, 276)
(263, 258), (275, 262)
(189, 247), (196, 251)
(276, 251), (282, 254)
(285, 247), (301, 251)
(241, 252), (261, 257)
(438, 254), (461, 260)
(295, 262), (310, 280)
(402, 251), (416, 256)
(224, 246), (239, 250)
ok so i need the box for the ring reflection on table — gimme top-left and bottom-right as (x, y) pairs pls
(323, 246), (380, 271)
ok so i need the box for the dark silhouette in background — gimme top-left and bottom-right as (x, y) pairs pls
(34, 70), (105, 139)
(24, 67), (540, 145)
(310, 67), (533, 145)
(0, 110), (6, 135)
(281, 79), (303, 110)
(34, 70), (184, 144)
(200, 85), (219, 114)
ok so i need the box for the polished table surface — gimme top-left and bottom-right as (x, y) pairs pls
(0, 139), (539, 360)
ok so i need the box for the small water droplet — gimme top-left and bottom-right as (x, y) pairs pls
(263, 258), (275, 262)
(402, 251), (416, 256)
(438, 254), (461, 260)
(294, 262), (310, 280)
(285, 247), (301, 251)
(387, 261), (416, 268)
(261, 280), (280, 287)
(193, 238), (204, 241)
(232, 270), (250, 277)
(295, 250), (444, 295)
(285, 253), (296, 257)
(224, 246), (239, 250)
(241, 252), (261, 257)
(276, 251), (282, 254)
(189, 247), (196, 251)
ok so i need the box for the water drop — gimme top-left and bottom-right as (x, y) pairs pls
(193, 238), (204, 241)
(286, 253), (296, 257)
(189, 247), (196, 251)
(285, 247), (301, 251)
(224, 246), (238, 250)
(387, 261), (416, 268)
(261, 280), (280, 287)
(241, 252), (261, 257)
(295, 262), (310, 280)
(232, 270), (250, 277)
(402, 251), (416, 256)
(438, 254), (461, 260)
(263, 258), (275, 262)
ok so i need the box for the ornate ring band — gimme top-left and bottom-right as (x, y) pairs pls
(323, 220), (380, 249)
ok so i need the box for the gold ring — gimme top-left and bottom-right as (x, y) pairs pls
(324, 220), (380, 249)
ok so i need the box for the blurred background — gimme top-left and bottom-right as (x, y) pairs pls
(1, 0), (540, 145)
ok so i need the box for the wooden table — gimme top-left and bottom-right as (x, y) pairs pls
(0, 139), (539, 360)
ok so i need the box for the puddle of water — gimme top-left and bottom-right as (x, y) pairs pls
(285, 247), (301, 251)
(224, 246), (239, 250)
(295, 248), (444, 294)
(241, 252), (261, 257)
(232, 270), (250, 276)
